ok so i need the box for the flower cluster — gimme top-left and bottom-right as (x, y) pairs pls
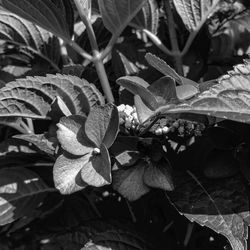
(118, 104), (139, 129)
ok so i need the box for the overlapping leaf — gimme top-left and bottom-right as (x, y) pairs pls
(0, 0), (74, 39)
(54, 104), (119, 194)
(98, 0), (146, 35)
(0, 167), (54, 226)
(173, 0), (220, 32)
(0, 74), (104, 119)
(0, 9), (61, 67)
(167, 173), (250, 250)
(130, 0), (159, 34)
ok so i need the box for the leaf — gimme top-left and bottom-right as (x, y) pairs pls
(13, 133), (57, 155)
(0, 9), (61, 67)
(156, 60), (250, 123)
(176, 85), (199, 100)
(85, 104), (119, 149)
(0, 0), (74, 39)
(130, 0), (159, 34)
(76, 0), (92, 19)
(62, 64), (85, 78)
(145, 53), (199, 87)
(167, 173), (250, 250)
(134, 95), (154, 123)
(57, 115), (94, 156)
(0, 167), (54, 226)
(173, 0), (220, 32)
(143, 158), (174, 191)
(117, 76), (158, 110)
(98, 0), (146, 35)
(0, 74), (104, 119)
(113, 162), (150, 201)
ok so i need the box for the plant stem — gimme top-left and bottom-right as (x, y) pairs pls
(165, 0), (183, 75)
(125, 199), (137, 223)
(20, 120), (33, 134)
(26, 118), (34, 133)
(74, 0), (114, 103)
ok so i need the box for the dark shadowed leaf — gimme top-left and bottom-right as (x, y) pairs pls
(113, 162), (150, 201)
(167, 172), (250, 250)
(173, 0), (220, 32)
(145, 53), (199, 87)
(85, 104), (119, 148)
(62, 64), (85, 78)
(57, 115), (94, 156)
(0, 0), (74, 39)
(130, 0), (159, 34)
(143, 158), (174, 191)
(98, 0), (146, 35)
(117, 76), (158, 110)
(0, 167), (54, 226)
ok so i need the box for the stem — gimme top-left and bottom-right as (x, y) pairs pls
(125, 199), (137, 223)
(26, 118), (34, 133)
(20, 120), (33, 134)
(184, 222), (194, 247)
(165, 0), (183, 75)
(74, 0), (114, 103)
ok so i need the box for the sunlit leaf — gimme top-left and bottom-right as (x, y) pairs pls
(98, 0), (146, 35)
(0, 167), (54, 226)
(173, 0), (220, 32)
(176, 85), (199, 100)
(0, 0), (74, 39)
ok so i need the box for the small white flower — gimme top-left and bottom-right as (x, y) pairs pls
(162, 126), (170, 134)
(155, 127), (163, 135)
(117, 104), (126, 112)
(124, 105), (134, 116)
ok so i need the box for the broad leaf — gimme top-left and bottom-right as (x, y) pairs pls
(57, 115), (94, 156)
(134, 95), (154, 123)
(167, 173), (250, 250)
(157, 61), (250, 123)
(145, 53), (199, 87)
(14, 133), (57, 155)
(0, 167), (54, 226)
(85, 104), (119, 148)
(0, 74), (104, 119)
(0, 0), (74, 39)
(176, 85), (199, 100)
(113, 162), (150, 201)
(130, 0), (159, 34)
(0, 9), (61, 67)
(173, 0), (220, 32)
(98, 0), (146, 35)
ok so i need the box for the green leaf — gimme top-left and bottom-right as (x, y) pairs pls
(167, 173), (250, 250)
(0, 167), (54, 226)
(176, 85), (199, 100)
(113, 162), (150, 201)
(134, 95), (154, 123)
(157, 61), (250, 123)
(143, 158), (174, 191)
(173, 0), (220, 32)
(57, 115), (94, 156)
(98, 0), (146, 35)
(117, 76), (158, 110)
(0, 9), (61, 67)
(145, 53), (199, 87)
(130, 0), (159, 34)
(85, 104), (119, 148)
(0, 0), (74, 39)
(0, 74), (104, 119)
(13, 133), (57, 155)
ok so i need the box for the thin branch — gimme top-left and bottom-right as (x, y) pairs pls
(100, 33), (119, 61)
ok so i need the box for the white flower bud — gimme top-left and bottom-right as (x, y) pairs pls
(124, 105), (134, 116)
(162, 126), (170, 134)
(117, 104), (126, 112)
(155, 127), (163, 135)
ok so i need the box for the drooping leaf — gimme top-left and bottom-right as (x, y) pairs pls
(0, 0), (74, 39)
(0, 9), (61, 67)
(85, 104), (119, 148)
(0, 167), (54, 226)
(98, 0), (146, 35)
(113, 162), (150, 201)
(173, 0), (220, 32)
(117, 76), (158, 110)
(57, 115), (94, 156)
(13, 133), (57, 155)
(145, 53), (199, 87)
(167, 173), (250, 250)
(0, 74), (104, 119)
(130, 0), (159, 34)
